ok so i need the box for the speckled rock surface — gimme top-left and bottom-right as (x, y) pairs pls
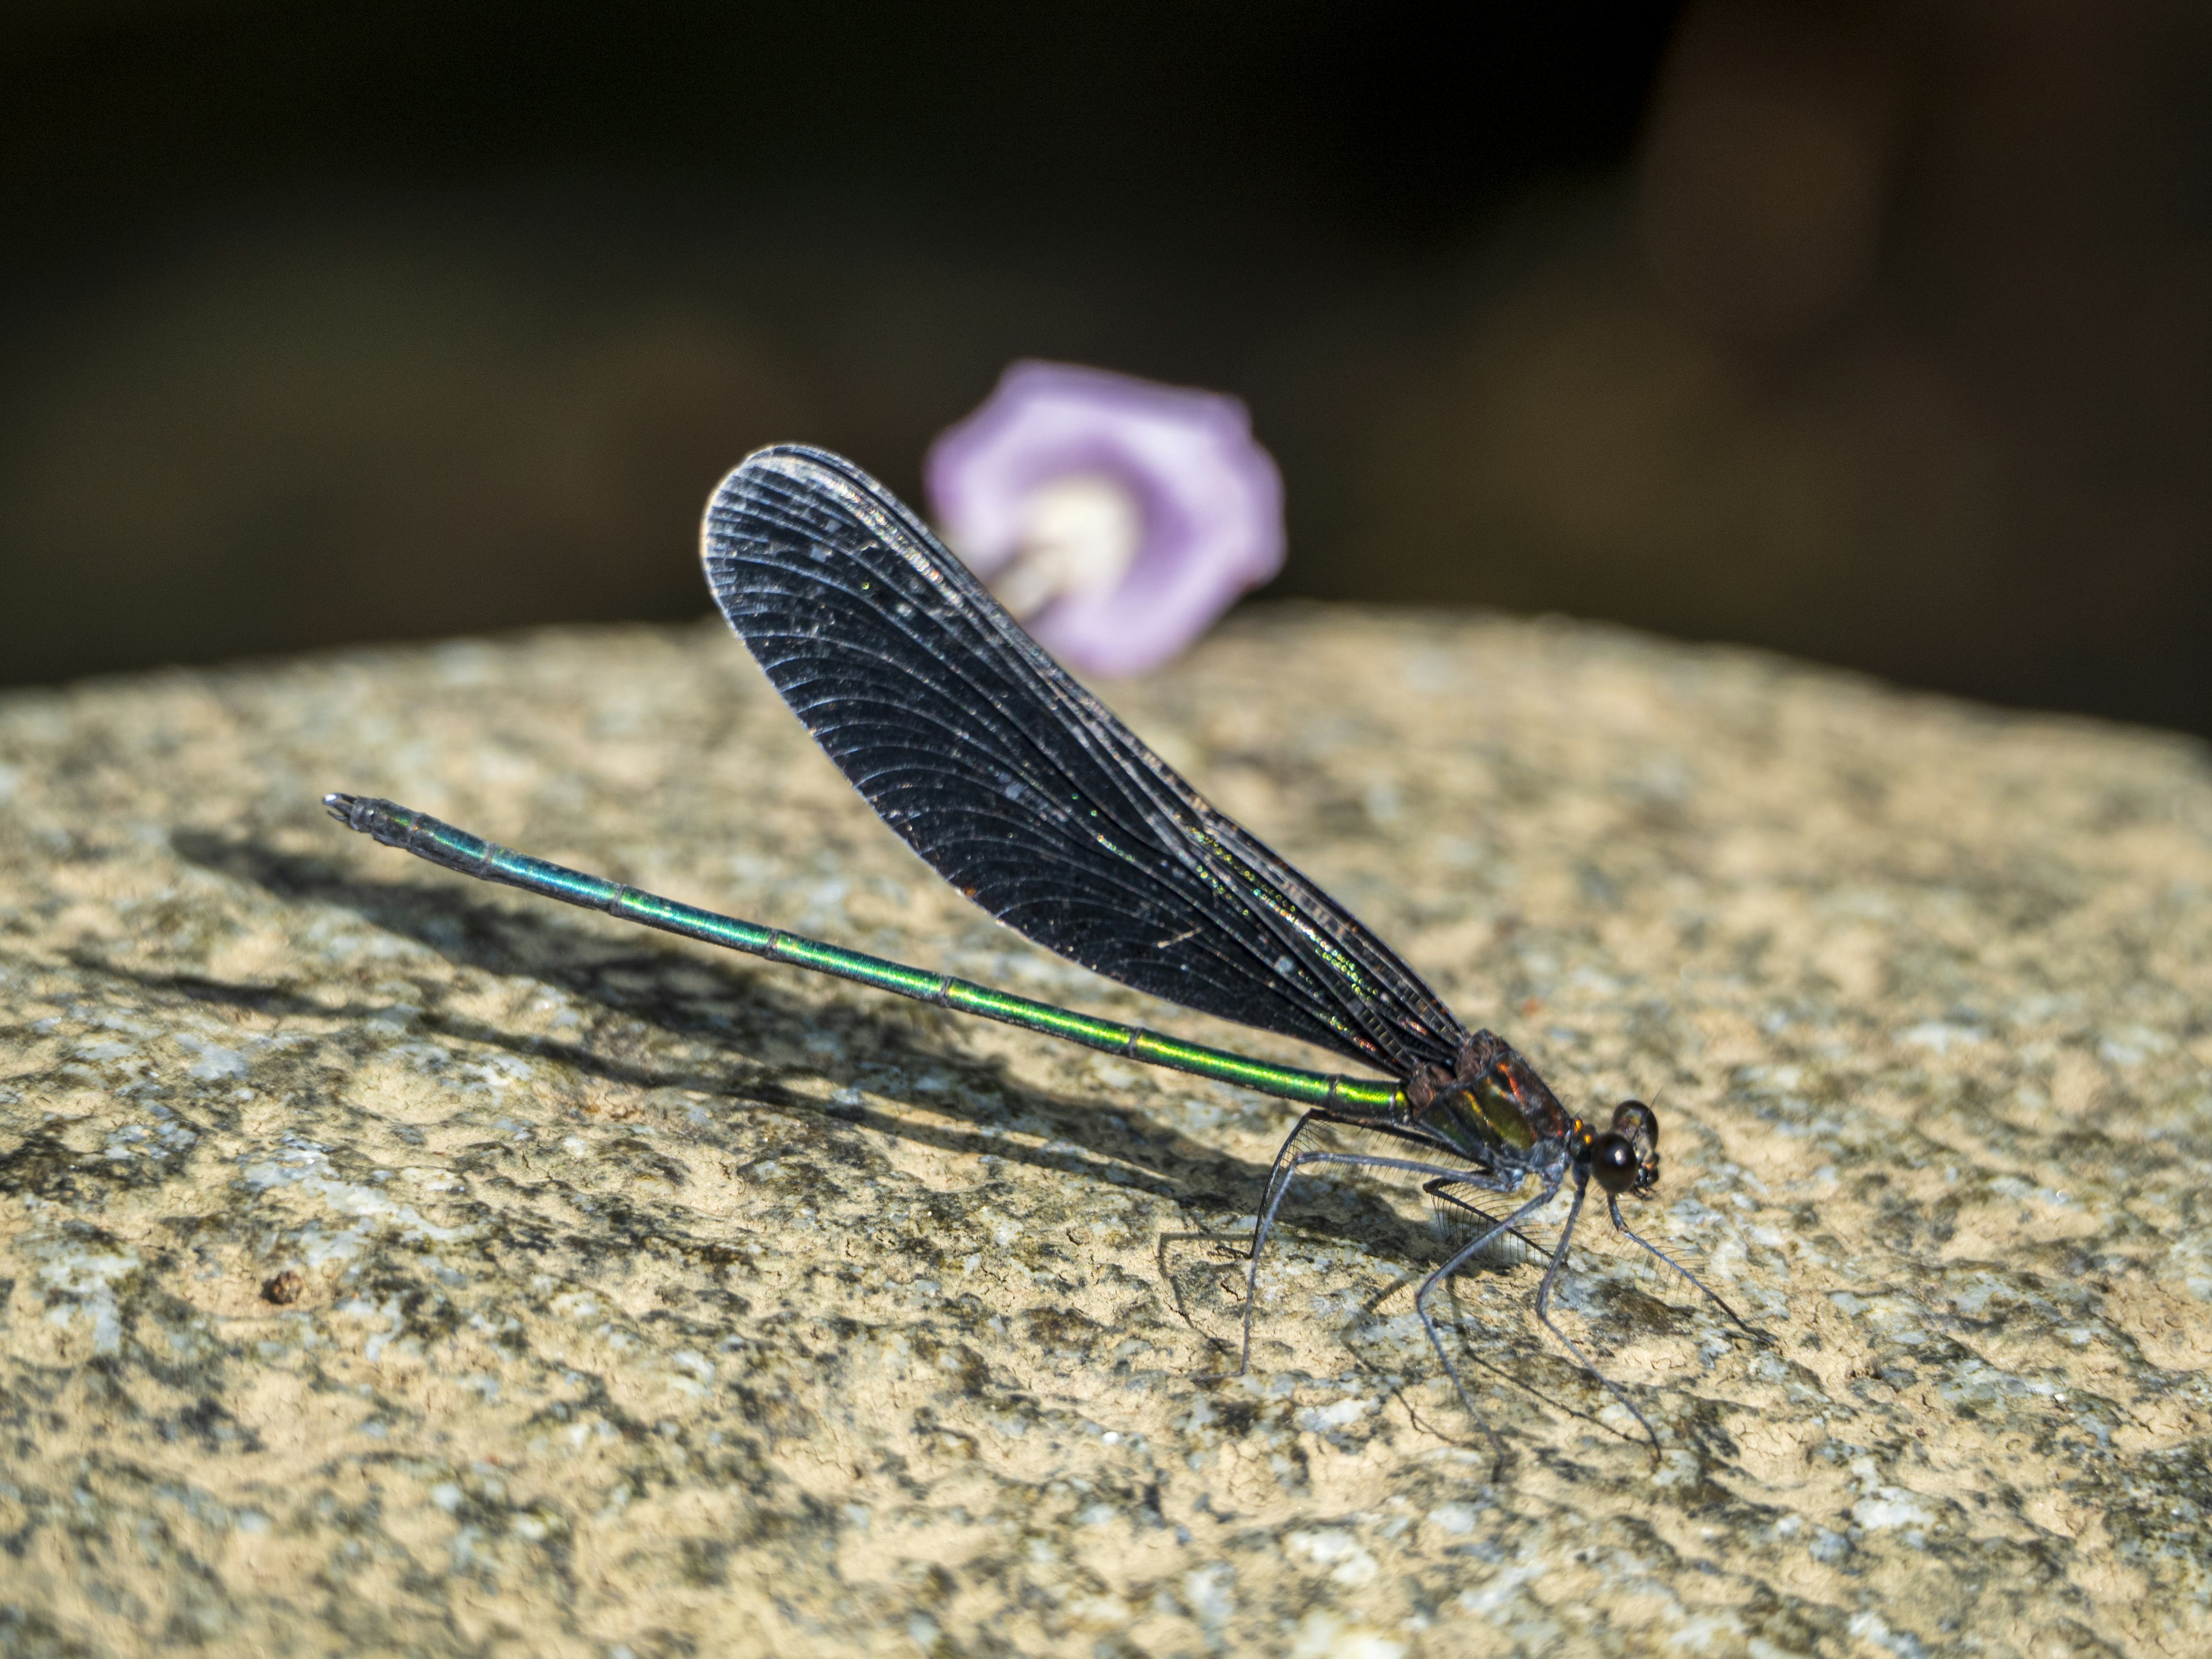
(2, 608), (2209, 1658)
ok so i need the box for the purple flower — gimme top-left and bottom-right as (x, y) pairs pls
(925, 361), (1285, 676)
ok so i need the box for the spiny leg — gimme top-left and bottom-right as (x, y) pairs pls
(1607, 1193), (1767, 1344)
(1232, 1138), (1497, 1377)
(1411, 1176), (1565, 1476)
(1426, 1179), (1543, 1268)
(1238, 1119), (1495, 1380)
(1531, 1173), (1663, 1462)
(1249, 1107), (1457, 1237)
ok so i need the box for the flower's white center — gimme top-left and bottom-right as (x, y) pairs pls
(990, 472), (1142, 620)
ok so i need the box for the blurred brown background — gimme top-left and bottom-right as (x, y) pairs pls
(3, 1), (2207, 734)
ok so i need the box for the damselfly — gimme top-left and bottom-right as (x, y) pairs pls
(327, 445), (1760, 1466)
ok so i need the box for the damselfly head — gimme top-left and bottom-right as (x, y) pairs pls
(1590, 1097), (1661, 1196)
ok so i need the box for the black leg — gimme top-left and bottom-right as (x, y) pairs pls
(1411, 1177), (1565, 1479)
(1249, 1108), (1464, 1240)
(1232, 1139), (1506, 1377)
(1607, 1194), (1767, 1343)
(1425, 1178), (1541, 1268)
(1532, 1172), (1662, 1462)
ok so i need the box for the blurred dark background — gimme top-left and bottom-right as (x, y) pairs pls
(4, 1), (2207, 733)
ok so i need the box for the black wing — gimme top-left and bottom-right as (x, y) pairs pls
(700, 444), (1466, 1076)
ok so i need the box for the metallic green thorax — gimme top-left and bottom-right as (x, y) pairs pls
(327, 796), (1407, 1114)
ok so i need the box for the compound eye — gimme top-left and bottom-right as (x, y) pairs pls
(1590, 1132), (1640, 1195)
(1612, 1099), (1657, 1146)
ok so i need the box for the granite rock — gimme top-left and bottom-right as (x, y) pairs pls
(1, 607), (2209, 1658)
